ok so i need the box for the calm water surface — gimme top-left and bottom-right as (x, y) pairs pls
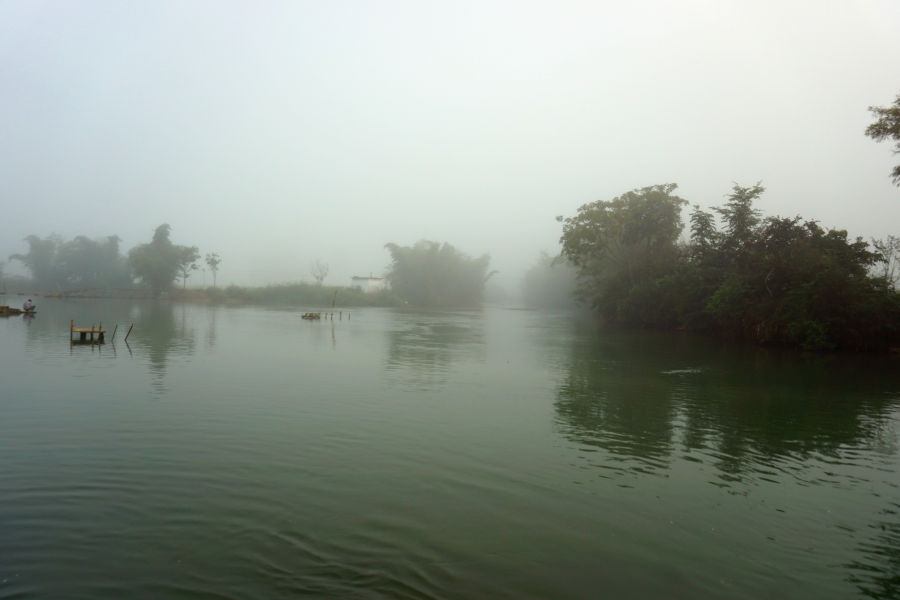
(1, 299), (899, 599)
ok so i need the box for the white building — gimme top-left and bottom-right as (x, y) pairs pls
(350, 276), (384, 293)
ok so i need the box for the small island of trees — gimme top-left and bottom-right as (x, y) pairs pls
(554, 183), (900, 350)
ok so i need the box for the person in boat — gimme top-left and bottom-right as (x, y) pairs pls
(23, 299), (35, 312)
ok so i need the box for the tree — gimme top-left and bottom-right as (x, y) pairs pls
(309, 259), (329, 285)
(872, 235), (900, 290)
(55, 235), (132, 288)
(128, 224), (182, 294)
(205, 253), (222, 287)
(384, 240), (496, 307)
(555, 182), (900, 349)
(865, 92), (900, 186)
(9, 234), (65, 286)
(177, 246), (200, 290)
(713, 182), (764, 259)
(10, 233), (131, 288)
(689, 204), (718, 263)
(556, 183), (688, 316)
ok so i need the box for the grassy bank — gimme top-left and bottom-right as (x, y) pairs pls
(199, 282), (403, 308)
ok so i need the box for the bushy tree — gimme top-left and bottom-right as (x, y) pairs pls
(55, 235), (132, 288)
(557, 183), (688, 319)
(128, 224), (183, 294)
(9, 234), (65, 285)
(705, 216), (893, 349)
(10, 233), (131, 288)
(384, 240), (496, 307)
(556, 183), (900, 349)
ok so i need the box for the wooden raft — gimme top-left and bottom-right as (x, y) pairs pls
(0, 305), (34, 316)
(71, 320), (106, 342)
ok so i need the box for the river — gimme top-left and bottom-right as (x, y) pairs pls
(1, 299), (898, 599)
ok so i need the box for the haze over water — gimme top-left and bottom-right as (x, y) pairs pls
(2, 300), (899, 599)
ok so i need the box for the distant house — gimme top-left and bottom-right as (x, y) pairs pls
(350, 276), (384, 293)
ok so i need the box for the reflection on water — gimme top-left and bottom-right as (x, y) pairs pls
(2, 301), (900, 599)
(384, 310), (486, 390)
(554, 326), (900, 483)
(127, 302), (197, 388)
(847, 508), (900, 599)
(552, 322), (900, 595)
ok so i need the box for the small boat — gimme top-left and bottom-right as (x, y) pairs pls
(301, 312), (321, 320)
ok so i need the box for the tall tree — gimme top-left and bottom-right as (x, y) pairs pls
(865, 92), (900, 186)
(309, 259), (329, 285)
(713, 183), (764, 259)
(205, 252), (222, 287)
(177, 246), (201, 290)
(128, 224), (181, 294)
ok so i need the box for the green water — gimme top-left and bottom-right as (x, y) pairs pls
(1, 299), (899, 599)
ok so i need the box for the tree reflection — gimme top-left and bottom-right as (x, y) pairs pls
(846, 507), (900, 599)
(552, 324), (900, 482)
(384, 311), (485, 390)
(128, 301), (197, 389)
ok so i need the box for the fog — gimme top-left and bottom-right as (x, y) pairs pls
(1, 0), (898, 290)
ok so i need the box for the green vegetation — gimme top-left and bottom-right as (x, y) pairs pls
(176, 245), (201, 290)
(558, 183), (900, 350)
(384, 240), (497, 307)
(8, 233), (131, 289)
(206, 282), (401, 307)
(865, 91), (900, 186)
(128, 224), (198, 295)
(205, 253), (222, 287)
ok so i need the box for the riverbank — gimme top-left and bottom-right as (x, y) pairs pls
(25, 282), (404, 308)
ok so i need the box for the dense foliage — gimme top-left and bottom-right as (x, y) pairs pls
(384, 240), (497, 307)
(558, 183), (900, 350)
(8, 234), (132, 289)
(128, 224), (198, 294)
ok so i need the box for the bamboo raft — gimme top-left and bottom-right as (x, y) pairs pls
(0, 305), (35, 316)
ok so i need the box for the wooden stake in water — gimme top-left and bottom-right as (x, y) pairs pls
(124, 323), (134, 341)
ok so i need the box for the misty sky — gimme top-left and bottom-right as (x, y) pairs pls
(2, 1), (899, 289)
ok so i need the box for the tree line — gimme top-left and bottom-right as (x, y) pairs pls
(6, 224), (221, 294)
(555, 183), (900, 350)
(5, 225), (500, 308)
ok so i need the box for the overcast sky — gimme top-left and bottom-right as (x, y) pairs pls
(2, 0), (899, 289)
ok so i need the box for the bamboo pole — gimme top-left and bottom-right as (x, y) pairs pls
(124, 323), (134, 341)
(111, 324), (118, 341)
